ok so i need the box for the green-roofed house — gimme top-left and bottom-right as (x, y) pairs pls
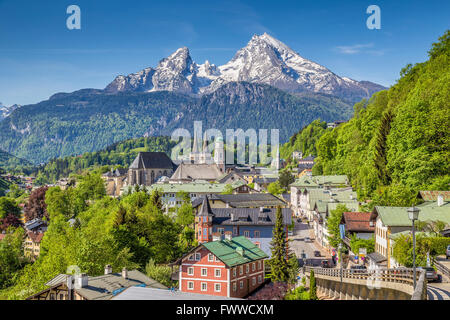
(173, 235), (268, 298)
(139, 180), (247, 210)
(289, 175), (350, 219)
(370, 200), (450, 269)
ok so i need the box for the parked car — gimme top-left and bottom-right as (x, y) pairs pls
(304, 237), (310, 242)
(321, 260), (332, 268)
(350, 265), (367, 273)
(446, 245), (450, 259)
(314, 250), (321, 257)
(419, 267), (442, 283)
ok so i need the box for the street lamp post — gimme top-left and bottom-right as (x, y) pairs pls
(408, 206), (420, 289)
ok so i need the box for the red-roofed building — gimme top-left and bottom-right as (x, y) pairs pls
(341, 212), (375, 240)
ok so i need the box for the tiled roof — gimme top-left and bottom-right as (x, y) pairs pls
(373, 205), (450, 227)
(147, 182), (229, 194)
(112, 287), (242, 300)
(210, 193), (286, 208)
(42, 270), (166, 300)
(170, 163), (223, 181)
(342, 212), (374, 233)
(418, 191), (450, 201)
(367, 252), (387, 263)
(203, 236), (268, 267)
(27, 231), (44, 243)
(129, 152), (175, 170)
(209, 207), (292, 226)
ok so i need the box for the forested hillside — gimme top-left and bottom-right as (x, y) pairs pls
(312, 31), (450, 206)
(34, 136), (176, 184)
(0, 150), (35, 174)
(280, 119), (330, 160)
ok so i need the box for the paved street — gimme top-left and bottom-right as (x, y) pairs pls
(289, 219), (332, 267)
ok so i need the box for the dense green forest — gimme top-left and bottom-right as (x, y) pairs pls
(0, 150), (35, 174)
(312, 31), (450, 207)
(34, 136), (176, 184)
(0, 83), (353, 165)
(280, 119), (330, 160)
(0, 174), (195, 299)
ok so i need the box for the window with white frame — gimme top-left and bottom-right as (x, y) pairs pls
(188, 254), (194, 261)
(258, 261), (262, 269)
(218, 228), (224, 235)
(233, 268), (236, 277)
(254, 230), (260, 238)
(215, 283), (221, 292)
(201, 268), (207, 276)
(244, 230), (250, 237)
(195, 253), (201, 261)
(246, 264), (249, 273)
(240, 280), (243, 289)
(258, 275), (262, 283)
(215, 269), (221, 277)
(201, 282), (207, 291)
(252, 277), (256, 286)
(252, 263), (255, 271)
(208, 253), (214, 262)
(188, 281), (194, 290)
(187, 267), (194, 275)
(233, 282), (237, 292)
(239, 266), (243, 275)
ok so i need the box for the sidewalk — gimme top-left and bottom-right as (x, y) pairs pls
(307, 226), (330, 257)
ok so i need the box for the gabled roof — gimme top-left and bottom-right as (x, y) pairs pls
(38, 270), (167, 300)
(373, 205), (450, 227)
(199, 195), (213, 216)
(202, 236), (268, 267)
(208, 207), (292, 226)
(418, 191), (450, 202)
(170, 163), (223, 181)
(342, 212), (375, 233)
(129, 152), (174, 170)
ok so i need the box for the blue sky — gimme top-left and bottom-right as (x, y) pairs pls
(0, 0), (448, 106)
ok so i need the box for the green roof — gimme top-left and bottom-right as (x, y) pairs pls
(290, 175), (349, 188)
(146, 180), (245, 194)
(203, 236), (268, 267)
(374, 205), (450, 227)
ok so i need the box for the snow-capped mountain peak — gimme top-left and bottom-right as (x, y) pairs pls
(104, 33), (385, 101)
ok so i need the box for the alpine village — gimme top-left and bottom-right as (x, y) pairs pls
(0, 31), (449, 301)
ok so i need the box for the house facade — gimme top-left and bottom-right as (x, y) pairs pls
(195, 196), (291, 257)
(176, 235), (267, 298)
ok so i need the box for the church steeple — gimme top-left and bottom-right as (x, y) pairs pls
(197, 195), (214, 243)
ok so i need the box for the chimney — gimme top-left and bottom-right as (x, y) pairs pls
(76, 274), (88, 288)
(212, 232), (223, 241)
(224, 231), (232, 241)
(437, 194), (444, 207)
(122, 267), (128, 279)
(104, 264), (112, 275)
(259, 207), (264, 213)
(230, 213), (236, 221)
(236, 247), (244, 256)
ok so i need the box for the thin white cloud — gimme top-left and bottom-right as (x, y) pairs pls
(334, 43), (374, 54)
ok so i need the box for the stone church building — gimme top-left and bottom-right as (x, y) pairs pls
(127, 152), (176, 186)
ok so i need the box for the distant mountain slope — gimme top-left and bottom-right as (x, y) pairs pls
(0, 90), (194, 164)
(0, 82), (353, 165)
(105, 33), (386, 102)
(0, 149), (34, 173)
(161, 82), (353, 140)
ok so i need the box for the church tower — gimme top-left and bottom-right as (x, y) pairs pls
(197, 196), (214, 243)
(214, 136), (225, 172)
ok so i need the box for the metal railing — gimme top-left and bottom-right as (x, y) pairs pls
(432, 257), (450, 279)
(304, 266), (420, 285)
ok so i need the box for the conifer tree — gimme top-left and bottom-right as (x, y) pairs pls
(268, 206), (290, 282)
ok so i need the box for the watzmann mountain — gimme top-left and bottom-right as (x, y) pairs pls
(105, 33), (385, 102)
(0, 33), (387, 164)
